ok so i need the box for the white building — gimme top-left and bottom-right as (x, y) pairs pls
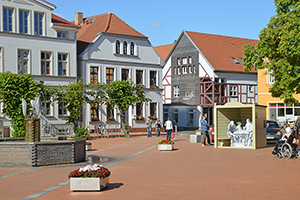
(75, 12), (164, 131)
(0, 0), (79, 133)
(155, 31), (258, 130)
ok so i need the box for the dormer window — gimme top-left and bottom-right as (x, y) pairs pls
(230, 57), (240, 64)
(123, 41), (127, 54)
(116, 40), (120, 54)
(130, 42), (134, 55)
(57, 31), (67, 39)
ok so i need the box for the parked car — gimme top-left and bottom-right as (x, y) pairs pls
(266, 120), (283, 140)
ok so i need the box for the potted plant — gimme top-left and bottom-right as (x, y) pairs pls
(157, 139), (175, 151)
(91, 116), (99, 121)
(136, 116), (145, 120)
(150, 84), (159, 89)
(86, 141), (92, 151)
(69, 164), (110, 191)
(150, 116), (157, 120)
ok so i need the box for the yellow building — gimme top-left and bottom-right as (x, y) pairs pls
(258, 68), (300, 125)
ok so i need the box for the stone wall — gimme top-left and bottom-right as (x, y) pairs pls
(0, 139), (85, 167)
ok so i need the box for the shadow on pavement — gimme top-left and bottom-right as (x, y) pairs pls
(104, 183), (124, 191)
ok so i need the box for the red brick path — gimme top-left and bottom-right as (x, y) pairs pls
(1, 132), (300, 200)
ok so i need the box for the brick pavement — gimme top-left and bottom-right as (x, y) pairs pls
(1, 132), (300, 200)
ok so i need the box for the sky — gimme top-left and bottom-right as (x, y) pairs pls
(50, 0), (277, 47)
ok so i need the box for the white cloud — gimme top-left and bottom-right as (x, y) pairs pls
(147, 22), (163, 28)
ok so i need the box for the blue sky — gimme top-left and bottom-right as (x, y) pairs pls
(50, 0), (277, 47)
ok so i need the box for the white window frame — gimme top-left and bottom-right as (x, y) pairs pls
(182, 57), (187, 65)
(34, 12), (44, 36)
(106, 67), (115, 84)
(57, 31), (68, 39)
(193, 65), (195, 73)
(3, 7), (14, 32)
(58, 53), (68, 76)
(150, 102), (157, 118)
(249, 86), (254, 93)
(18, 49), (30, 74)
(230, 85), (237, 97)
(174, 85), (179, 98)
(42, 96), (53, 116)
(188, 56), (192, 64)
(41, 51), (52, 75)
(269, 70), (275, 84)
(150, 70), (157, 86)
(177, 58), (181, 65)
(182, 66), (187, 74)
(177, 67), (181, 75)
(174, 67), (177, 75)
(19, 10), (29, 34)
(136, 69), (144, 85)
(58, 102), (67, 116)
(0, 47), (2, 72)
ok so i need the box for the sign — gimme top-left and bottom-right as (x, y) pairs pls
(183, 91), (194, 101)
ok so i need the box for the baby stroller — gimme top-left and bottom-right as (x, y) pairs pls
(273, 125), (300, 159)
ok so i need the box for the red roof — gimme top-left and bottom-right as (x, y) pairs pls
(51, 13), (79, 28)
(154, 44), (174, 61)
(185, 31), (258, 73)
(77, 13), (147, 55)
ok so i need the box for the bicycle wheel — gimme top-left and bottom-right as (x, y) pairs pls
(281, 143), (292, 159)
(296, 146), (300, 159)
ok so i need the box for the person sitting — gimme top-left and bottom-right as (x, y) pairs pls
(272, 127), (292, 155)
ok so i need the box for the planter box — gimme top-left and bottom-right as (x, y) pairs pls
(70, 177), (109, 191)
(158, 144), (174, 151)
(86, 144), (92, 151)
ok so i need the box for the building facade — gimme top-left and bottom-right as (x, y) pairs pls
(75, 12), (164, 130)
(156, 31), (258, 130)
(0, 0), (79, 132)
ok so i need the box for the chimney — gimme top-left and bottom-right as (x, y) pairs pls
(75, 12), (83, 25)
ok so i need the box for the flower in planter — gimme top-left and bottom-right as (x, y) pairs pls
(108, 116), (115, 121)
(68, 164), (111, 179)
(157, 139), (175, 145)
(91, 116), (99, 121)
(137, 116), (145, 120)
(151, 84), (159, 89)
(86, 141), (92, 146)
(150, 116), (157, 119)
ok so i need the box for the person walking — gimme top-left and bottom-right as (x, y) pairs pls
(155, 119), (161, 137)
(164, 117), (173, 140)
(201, 114), (211, 146)
(145, 116), (152, 137)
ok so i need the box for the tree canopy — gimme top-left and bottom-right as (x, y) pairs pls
(243, 0), (300, 104)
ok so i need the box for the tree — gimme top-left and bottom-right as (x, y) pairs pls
(102, 80), (151, 137)
(243, 0), (300, 104)
(0, 72), (46, 137)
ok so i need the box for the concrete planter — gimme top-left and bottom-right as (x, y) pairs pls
(190, 134), (201, 143)
(158, 144), (174, 151)
(70, 177), (109, 191)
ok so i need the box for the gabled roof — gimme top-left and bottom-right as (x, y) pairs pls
(77, 13), (147, 55)
(51, 14), (79, 28)
(185, 31), (258, 73)
(154, 44), (174, 62)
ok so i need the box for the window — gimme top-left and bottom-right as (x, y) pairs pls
(188, 56), (192, 64)
(136, 70), (143, 84)
(18, 50), (29, 74)
(122, 69), (129, 81)
(136, 103), (143, 117)
(90, 102), (99, 120)
(193, 65), (195, 73)
(34, 12), (43, 35)
(239, 58), (244, 63)
(116, 40), (120, 54)
(174, 85), (179, 98)
(177, 67), (181, 74)
(58, 103), (67, 116)
(230, 85), (237, 96)
(182, 57), (187, 65)
(230, 57), (240, 64)
(172, 108), (178, 124)
(0, 48), (2, 71)
(107, 104), (114, 119)
(130, 42), (134, 55)
(42, 95), (51, 116)
(90, 67), (98, 83)
(163, 108), (168, 123)
(269, 70), (275, 84)
(174, 67), (177, 75)
(19, 10), (28, 34)
(150, 103), (157, 118)
(41, 52), (51, 75)
(57, 31), (67, 38)
(58, 54), (67, 76)
(106, 68), (114, 83)
(3, 8), (13, 32)
(249, 86), (254, 93)
(177, 58), (181, 65)
(123, 41), (127, 54)
(187, 109), (194, 124)
(150, 71), (157, 86)
(182, 66), (187, 74)
(188, 66), (191, 73)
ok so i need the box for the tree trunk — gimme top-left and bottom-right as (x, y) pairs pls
(120, 109), (130, 137)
